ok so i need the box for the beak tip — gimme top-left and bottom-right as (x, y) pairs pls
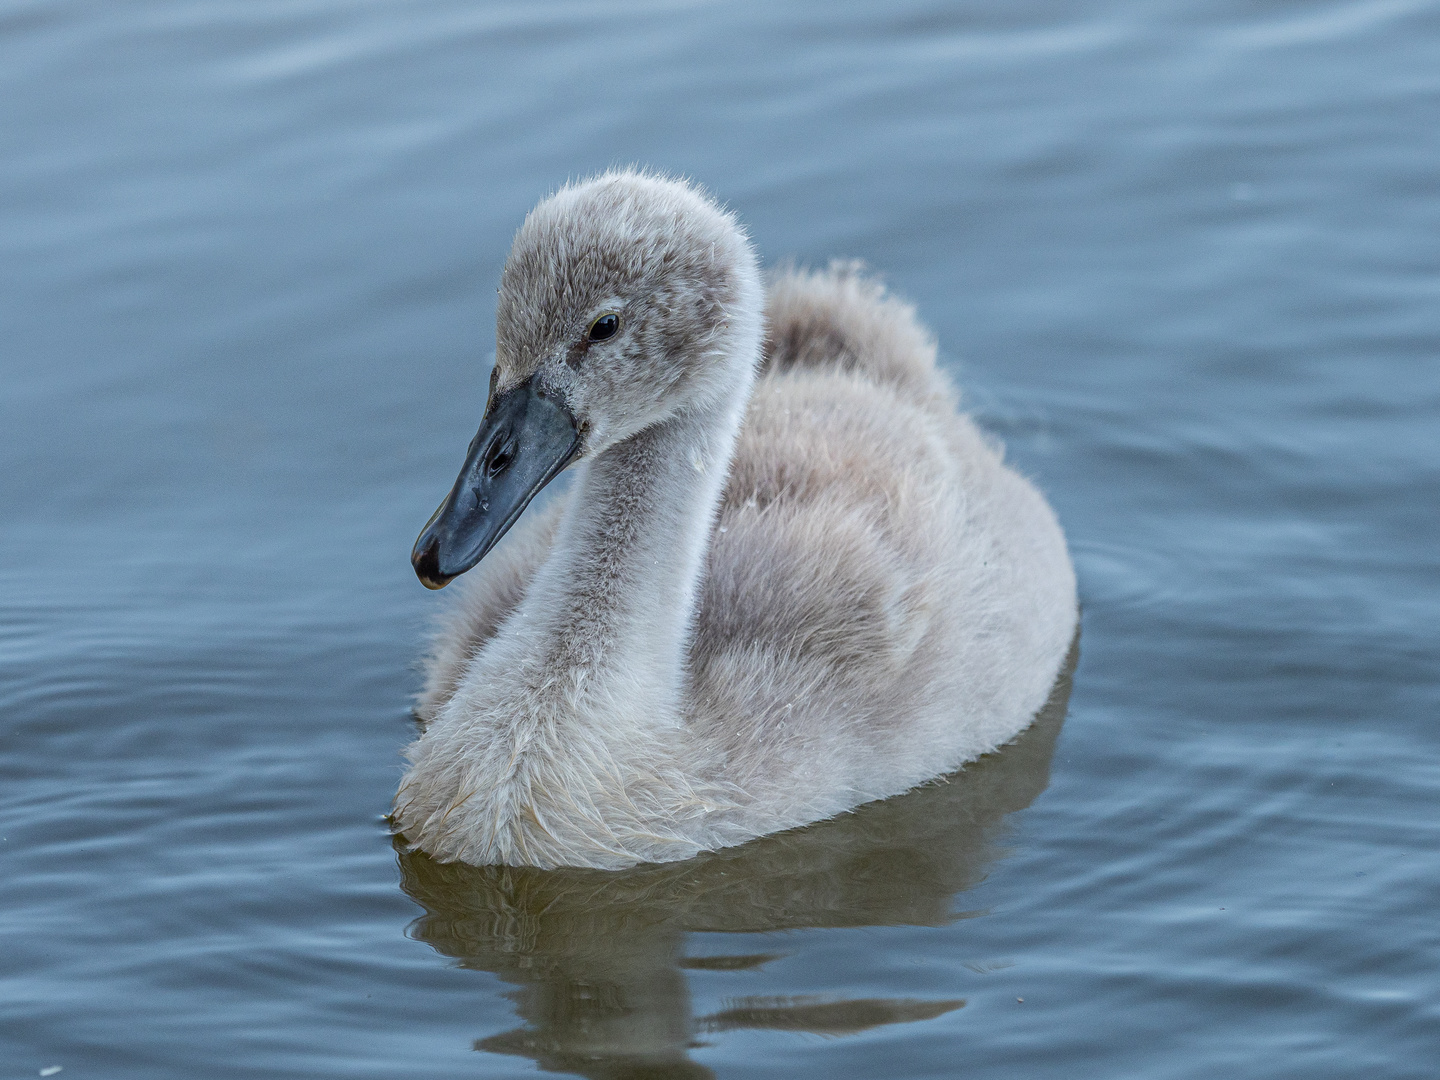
(411, 537), (454, 590)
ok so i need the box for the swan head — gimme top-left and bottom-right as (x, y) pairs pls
(412, 170), (763, 589)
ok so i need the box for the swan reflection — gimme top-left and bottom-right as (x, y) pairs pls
(397, 648), (1074, 1078)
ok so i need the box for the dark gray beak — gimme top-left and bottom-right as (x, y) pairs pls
(411, 375), (580, 589)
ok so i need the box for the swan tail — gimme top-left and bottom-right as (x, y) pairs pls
(761, 261), (956, 412)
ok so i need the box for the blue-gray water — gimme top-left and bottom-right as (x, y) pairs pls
(3, 1), (1437, 1077)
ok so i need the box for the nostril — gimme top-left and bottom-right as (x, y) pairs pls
(486, 442), (514, 478)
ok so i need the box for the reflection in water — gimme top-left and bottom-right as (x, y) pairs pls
(398, 646), (1075, 1078)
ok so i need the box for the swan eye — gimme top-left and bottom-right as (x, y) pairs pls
(587, 313), (620, 342)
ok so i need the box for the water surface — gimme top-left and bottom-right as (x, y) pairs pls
(2, 1), (1438, 1077)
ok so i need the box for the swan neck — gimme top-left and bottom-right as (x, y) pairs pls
(521, 378), (752, 724)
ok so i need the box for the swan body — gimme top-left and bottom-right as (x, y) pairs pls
(395, 171), (1077, 870)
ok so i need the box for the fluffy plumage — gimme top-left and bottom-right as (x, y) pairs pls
(394, 171), (1077, 869)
